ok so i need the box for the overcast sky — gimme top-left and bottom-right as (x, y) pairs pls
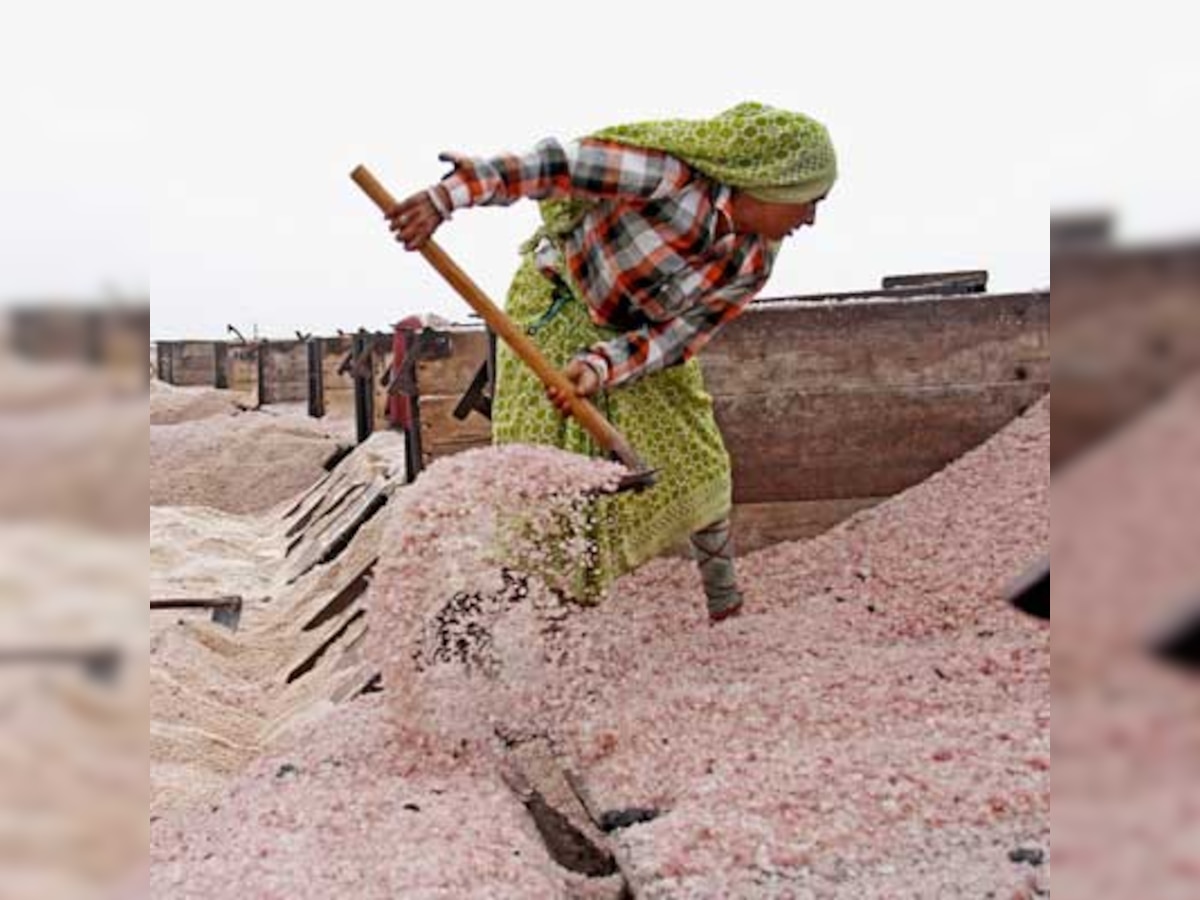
(2, 1), (1196, 339)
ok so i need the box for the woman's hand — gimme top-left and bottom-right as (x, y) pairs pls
(386, 188), (446, 251)
(546, 359), (601, 416)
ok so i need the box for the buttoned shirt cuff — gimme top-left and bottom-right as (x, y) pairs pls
(425, 185), (453, 221)
(437, 171), (476, 210)
(574, 351), (611, 388)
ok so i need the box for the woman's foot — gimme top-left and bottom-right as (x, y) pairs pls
(708, 596), (744, 624)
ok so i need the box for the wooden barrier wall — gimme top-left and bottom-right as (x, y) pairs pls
(1051, 239), (1200, 466)
(258, 341), (309, 404)
(711, 292), (1048, 549)
(160, 340), (221, 387)
(10, 306), (149, 377)
(225, 344), (259, 405)
(404, 290), (1050, 553)
(411, 327), (492, 463)
(150, 282), (1059, 553)
(318, 336), (356, 421)
(312, 333), (392, 432)
(156, 333), (393, 432)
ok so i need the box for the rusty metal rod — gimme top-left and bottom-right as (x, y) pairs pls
(151, 596), (243, 629)
(150, 597), (242, 611)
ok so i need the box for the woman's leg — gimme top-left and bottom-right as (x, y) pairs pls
(689, 517), (744, 621)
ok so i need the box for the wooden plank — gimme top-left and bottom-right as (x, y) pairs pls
(320, 338), (354, 382)
(307, 340), (324, 418)
(415, 329), (491, 396)
(10, 307), (91, 360)
(286, 480), (388, 584)
(414, 380), (1044, 510)
(8, 306), (150, 369)
(171, 341), (219, 386)
(400, 291), (1051, 402)
(213, 344), (229, 389)
(424, 437), (491, 464)
(1052, 244), (1200, 323)
(155, 344), (172, 383)
(1051, 283), (1200, 466)
(414, 383), (1047, 506)
(731, 497), (887, 554)
(881, 270), (988, 292)
(100, 311), (150, 376)
(338, 332), (394, 433)
(320, 337), (356, 420)
(226, 345), (259, 404)
(753, 283), (1024, 305)
(405, 293), (1050, 505)
(324, 389), (357, 420)
(701, 292), (1049, 395)
(262, 341), (309, 403)
(720, 382), (1047, 503)
(373, 355), (391, 432)
(418, 395), (492, 447)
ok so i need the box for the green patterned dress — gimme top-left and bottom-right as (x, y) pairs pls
(491, 258), (733, 602)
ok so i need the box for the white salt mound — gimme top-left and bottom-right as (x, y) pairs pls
(0, 356), (141, 413)
(150, 413), (342, 514)
(149, 433), (411, 819)
(149, 381), (243, 425)
(0, 392), (146, 533)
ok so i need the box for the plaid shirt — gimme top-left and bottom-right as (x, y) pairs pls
(436, 138), (777, 387)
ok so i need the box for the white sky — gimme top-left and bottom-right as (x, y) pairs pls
(2, 1), (1197, 339)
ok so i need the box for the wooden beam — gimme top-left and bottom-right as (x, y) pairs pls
(720, 383), (1047, 503)
(702, 292), (1049, 395)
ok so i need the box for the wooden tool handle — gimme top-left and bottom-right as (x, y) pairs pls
(350, 165), (645, 471)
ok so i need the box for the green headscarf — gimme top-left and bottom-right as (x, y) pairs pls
(537, 101), (838, 238)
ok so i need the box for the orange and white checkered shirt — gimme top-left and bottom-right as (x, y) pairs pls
(436, 138), (777, 387)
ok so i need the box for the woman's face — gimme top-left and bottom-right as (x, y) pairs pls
(731, 193), (824, 241)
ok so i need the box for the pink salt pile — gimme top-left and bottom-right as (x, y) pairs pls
(148, 696), (569, 899)
(365, 444), (625, 748)
(1051, 378), (1200, 899)
(151, 399), (1050, 897)
(0, 525), (147, 900)
(150, 413), (342, 514)
(471, 397), (1052, 897)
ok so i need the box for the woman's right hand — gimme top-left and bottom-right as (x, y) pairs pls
(546, 359), (602, 416)
(386, 187), (446, 251)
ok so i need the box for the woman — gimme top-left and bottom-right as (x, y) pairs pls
(388, 102), (837, 622)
